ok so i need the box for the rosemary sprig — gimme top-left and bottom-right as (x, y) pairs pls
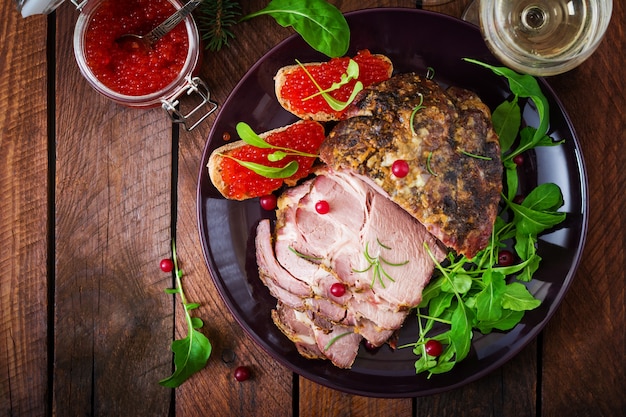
(323, 331), (353, 351)
(409, 93), (425, 135)
(353, 240), (409, 289)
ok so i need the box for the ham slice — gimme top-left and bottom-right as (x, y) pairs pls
(255, 168), (446, 368)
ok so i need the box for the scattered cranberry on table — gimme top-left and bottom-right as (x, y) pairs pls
(234, 366), (251, 382)
(159, 258), (174, 273)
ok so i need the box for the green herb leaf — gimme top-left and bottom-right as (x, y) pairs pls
(476, 309), (525, 333)
(222, 155), (300, 179)
(304, 59), (360, 100)
(502, 282), (542, 311)
(159, 241), (212, 388)
(405, 62), (567, 378)
(297, 59), (363, 111)
(440, 273), (472, 295)
(449, 302), (474, 361)
(475, 270), (506, 322)
(410, 93), (426, 134)
(504, 159), (519, 201)
(353, 240), (409, 289)
(464, 58), (550, 146)
(323, 82), (363, 111)
(511, 183), (566, 235)
(160, 329), (212, 388)
(491, 96), (521, 153)
(268, 151), (287, 162)
(236, 122), (274, 149)
(235, 122), (318, 158)
(323, 331), (353, 351)
(242, 0), (350, 58)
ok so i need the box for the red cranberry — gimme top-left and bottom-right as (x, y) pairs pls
(424, 340), (443, 357)
(159, 258), (174, 273)
(259, 194), (277, 211)
(513, 194), (525, 205)
(498, 250), (515, 266)
(329, 282), (346, 297)
(315, 200), (330, 214)
(513, 154), (524, 166)
(363, 340), (380, 353)
(391, 160), (410, 178)
(234, 366), (251, 382)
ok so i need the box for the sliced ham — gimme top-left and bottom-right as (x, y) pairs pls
(255, 168), (447, 368)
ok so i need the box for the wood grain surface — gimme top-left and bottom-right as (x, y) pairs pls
(1, 0), (624, 416)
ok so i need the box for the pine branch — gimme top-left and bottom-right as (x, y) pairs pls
(194, 0), (242, 51)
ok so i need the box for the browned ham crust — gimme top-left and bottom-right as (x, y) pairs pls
(319, 73), (502, 259)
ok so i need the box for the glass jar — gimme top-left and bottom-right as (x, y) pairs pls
(16, 0), (217, 130)
(73, 0), (217, 130)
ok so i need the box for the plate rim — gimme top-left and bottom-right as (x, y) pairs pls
(196, 7), (589, 397)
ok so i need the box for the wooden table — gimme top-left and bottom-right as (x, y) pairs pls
(1, 0), (624, 416)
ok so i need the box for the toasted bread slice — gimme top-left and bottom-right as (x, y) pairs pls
(275, 50), (393, 121)
(208, 120), (326, 200)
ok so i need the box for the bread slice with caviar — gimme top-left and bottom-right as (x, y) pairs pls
(208, 120), (326, 200)
(274, 49), (393, 122)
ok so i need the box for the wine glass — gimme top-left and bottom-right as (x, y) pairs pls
(463, 0), (613, 76)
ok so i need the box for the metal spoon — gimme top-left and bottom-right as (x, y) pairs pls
(116, 0), (203, 52)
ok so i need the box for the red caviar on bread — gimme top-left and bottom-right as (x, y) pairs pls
(208, 120), (326, 200)
(275, 50), (393, 121)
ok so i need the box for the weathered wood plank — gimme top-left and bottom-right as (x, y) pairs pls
(539, 1), (626, 414)
(0, 5), (49, 417)
(52, 3), (174, 415)
(174, 1), (295, 416)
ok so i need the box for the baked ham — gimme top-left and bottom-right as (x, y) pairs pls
(319, 73), (502, 259)
(255, 168), (446, 368)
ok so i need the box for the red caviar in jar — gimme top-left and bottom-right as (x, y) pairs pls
(219, 121), (325, 200)
(279, 50), (392, 119)
(84, 0), (189, 96)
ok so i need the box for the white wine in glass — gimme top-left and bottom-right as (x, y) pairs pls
(467, 0), (612, 76)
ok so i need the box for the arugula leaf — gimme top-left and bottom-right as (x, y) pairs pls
(220, 155), (300, 179)
(225, 122), (321, 179)
(160, 241), (212, 388)
(476, 309), (525, 333)
(491, 96), (521, 153)
(475, 270), (506, 322)
(242, 0), (350, 58)
(236, 122), (318, 158)
(502, 282), (542, 311)
(402, 61), (568, 378)
(297, 59), (364, 111)
(511, 183), (566, 235)
(464, 58), (551, 158)
(449, 302), (474, 361)
(303, 59), (360, 99)
(236, 122), (275, 149)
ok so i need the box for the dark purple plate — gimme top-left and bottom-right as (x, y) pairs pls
(197, 8), (587, 397)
